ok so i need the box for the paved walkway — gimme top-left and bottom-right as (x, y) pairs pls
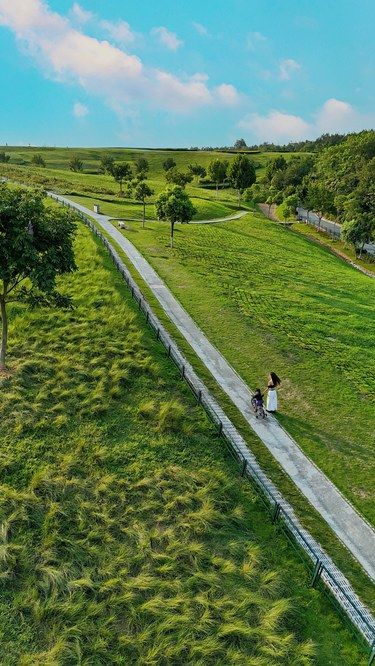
(53, 193), (375, 581)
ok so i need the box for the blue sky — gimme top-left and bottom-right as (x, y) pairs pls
(0, 0), (374, 147)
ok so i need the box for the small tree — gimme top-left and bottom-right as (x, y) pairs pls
(111, 163), (133, 196)
(208, 159), (228, 196)
(135, 158), (149, 179)
(100, 153), (115, 174)
(234, 138), (247, 150)
(134, 182), (154, 228)
(188, 163), (206, 183)
(163, 157), (176, 172)
(69, 155), (84, 172)
(155, 186), (196, 248)
(228, 154), (256, 207)
(0, 185), (76, 371)
(283, 194), (298, 220)
(31, 154), (46, 168)
(165, 168), (193, 188)
(0, 152), (10, 163)
(342, 217), (375, 258)
(307, 182), (335, 230)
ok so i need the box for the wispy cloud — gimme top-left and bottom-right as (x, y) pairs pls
(73, 101), (89, 117)
(239, 98), (375, 142)
(151, 26), (183, 51)
(70, 2), (92, 24)
(246, 31), (267, 51)
(100, 19), (135, 45)
(0, 0), (240, 114)
(192, 22), (208, 36)
(278, 58), (301, 81)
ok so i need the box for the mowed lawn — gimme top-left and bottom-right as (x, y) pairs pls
(0, 221), (365, 665)
(117, 211), (375, 526)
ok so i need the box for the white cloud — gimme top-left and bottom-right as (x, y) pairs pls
(0, 0), (240, 114)
(246, 31), (267, 51)
(278, 58), (301, 81)
(192, 22), (208, 36)
(73, 101), (89, 117)
(100, 19), (134, 45)
(240, 110), (310, 142)
(215, 83), (240, 106)
(70, 2), (92, 24)
(239, 98), (375, 143)
(152, 26), (183, 51)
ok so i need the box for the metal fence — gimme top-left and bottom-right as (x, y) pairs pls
(51, 194), (375, 664)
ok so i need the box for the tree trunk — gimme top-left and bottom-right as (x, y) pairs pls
(170, 221), (174, 248)
(0, 295), (8, 371)
(142, 201), (145, 228)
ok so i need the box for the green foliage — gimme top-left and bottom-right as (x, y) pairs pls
(135, 157), (149, 177)
(134, 182), (154, 227)
(228, 154), (256, 205)
(208, 158), (229, 193)
(69, 155), (84, 172)
(0, 151), (10, 163)
(188, 162), (207, 181)
(165, 167), (193, 188)
(31, 154), (46, 168)
(0, 185), (76, 369)
(100, 153), (115, 174)
(156, 186), (196, 246)
(162, 157), (176, 172)
(111, 162), (133, 195)
(342, 217), (375, 256)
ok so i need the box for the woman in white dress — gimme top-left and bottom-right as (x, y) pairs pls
(266, 372), (281, 412)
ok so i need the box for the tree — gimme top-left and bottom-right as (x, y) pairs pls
(283, 194), (299, 221)
(69, 155), (84, 172)
(208, 159), (228, 196)
(306, 182), (335, 230)
(0, 185), (76, 371)
(163, 158), (176, 172)
(134, 182), (154, 228)
(228, 154), (256, 207)
(135, 157), (149, 179)
(165, 168), (193, 188)
(155, 186), (196, 248)
(0, 152), (10, 163)
(234, 138), (247, 150)
(100, 154), (115, 174)
(188, 163), (206, 182)
(31, 154), (46, 168)
(342, 217), (375, 257)
(111, 163), (133, 196)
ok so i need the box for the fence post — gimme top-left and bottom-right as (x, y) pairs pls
(272, 502), (281, 523)
(241, 459), (247, 477)
(218, 421), (223, 436)
(197, 389), (202, 405)
(156, 328), (160, 341)
(311, 559), (323, 588)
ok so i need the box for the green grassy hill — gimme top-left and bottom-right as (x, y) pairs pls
(0, 216), (365, 664)
(0, 146), (298, 222)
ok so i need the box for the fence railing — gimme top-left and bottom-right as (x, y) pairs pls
(50, 193), (375, 663)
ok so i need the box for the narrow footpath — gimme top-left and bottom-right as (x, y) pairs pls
(53, 193), (375, 582)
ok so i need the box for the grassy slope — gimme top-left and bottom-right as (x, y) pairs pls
(114, 212), (375, 527)
(0, 146), (298, 223)
(0, 221), (365, 665)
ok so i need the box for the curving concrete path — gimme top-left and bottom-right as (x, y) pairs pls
(52, 193), (375, 581)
